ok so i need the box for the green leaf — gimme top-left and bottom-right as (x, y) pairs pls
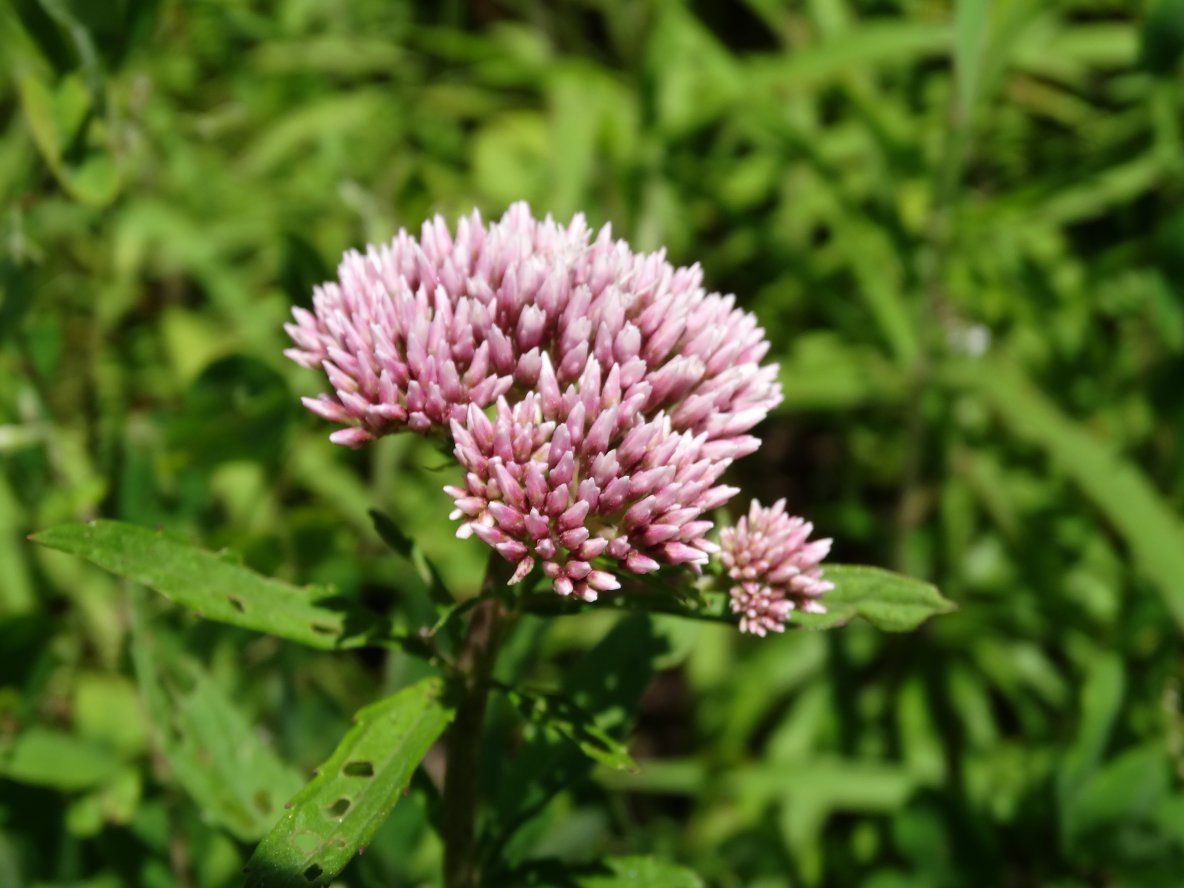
(578, 856), (703, 887)
(1067, 745), (1171, 849)
(65, 768), (142, 837)
(501, 686), (639, 773)
(598, 756), (918, 811)
(244, 678), (455, 888)
(746, 22), (950, 91)
(130, 602), (305, 840)
(776, 334), (908, 411)
(1057, 653), (1125, 844)
(953, 0), (989, 119)
(16, 70), (120, 206)
(794, 565), (955, 632)
(494, 616), (671, 861)
(1, 727), (123, 790)
(166, 355), (296, 469)
(30, 521), (399, 651)
(369, 508), (453, 615)
(648, 5), (743, 136)
(73, 672), (149, 758)
(946, 359), (1184, 629)
(512, 855), (705, 887)
(1141, 0), (1184, 75)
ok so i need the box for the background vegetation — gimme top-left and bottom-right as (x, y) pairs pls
(3, 0), (1184, 885)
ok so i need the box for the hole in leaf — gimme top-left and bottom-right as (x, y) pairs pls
(343, 760), (374, 777)
(228, 595), (246, 613)
(254, 790), (271, 814)
(325, 797), (351, 816)
(310, 623), (337, 636)
(303, 864), (323, 882)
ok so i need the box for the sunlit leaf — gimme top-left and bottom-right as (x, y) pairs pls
(794, 565), (955, 632)
(243, 678), (454, 888)
(30, 521), (403, 651)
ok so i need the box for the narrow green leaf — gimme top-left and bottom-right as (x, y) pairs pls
(30, 520), (398, 651)
(501, 686), (639, 772)
(746, 22), (951, 91)
(953, 0), (989, 118)
(16, 70), (119, 206)
(945, 359), (1184, 629)
(1057, 653), (1125, 844)
(597, 756), (918, 810)
(368, 508), (453, 614)
(244, 678), (455, 888)
(794, 565), (955, 632)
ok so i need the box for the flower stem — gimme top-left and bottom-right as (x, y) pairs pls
(441, 555), (509, 888)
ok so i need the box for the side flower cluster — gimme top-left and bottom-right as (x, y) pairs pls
(286, 203), (831, 622)
(719, 499), (833, 636)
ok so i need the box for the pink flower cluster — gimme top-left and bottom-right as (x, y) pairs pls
(287, 203), (828, 613)
(719, 499), (833, 636)
(284, 203), (776, 449)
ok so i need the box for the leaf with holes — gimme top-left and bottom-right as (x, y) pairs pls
(30, 520), (402, 651)
(243, 677), (455, 887)
(793, 566), (955, 632)
(130, 597), (304, 840)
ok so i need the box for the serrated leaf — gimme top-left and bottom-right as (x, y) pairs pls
(502, 686), (638, 772)
(244, 678), (454, 888)
(30, 520), (400, 651)
(794, 566), (955, 632)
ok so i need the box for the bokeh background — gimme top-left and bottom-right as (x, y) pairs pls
(3, 1), (1184, 885)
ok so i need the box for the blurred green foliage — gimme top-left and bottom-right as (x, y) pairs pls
(2, 0), (1183, 885)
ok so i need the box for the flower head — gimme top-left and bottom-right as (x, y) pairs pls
(444, 354), (737, 601)
(285, 202), (780, 448)
(287, 203), (793, 613)
(719, 499), (833, 636)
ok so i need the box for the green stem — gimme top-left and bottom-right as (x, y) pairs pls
(441, 555), (509, 888)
